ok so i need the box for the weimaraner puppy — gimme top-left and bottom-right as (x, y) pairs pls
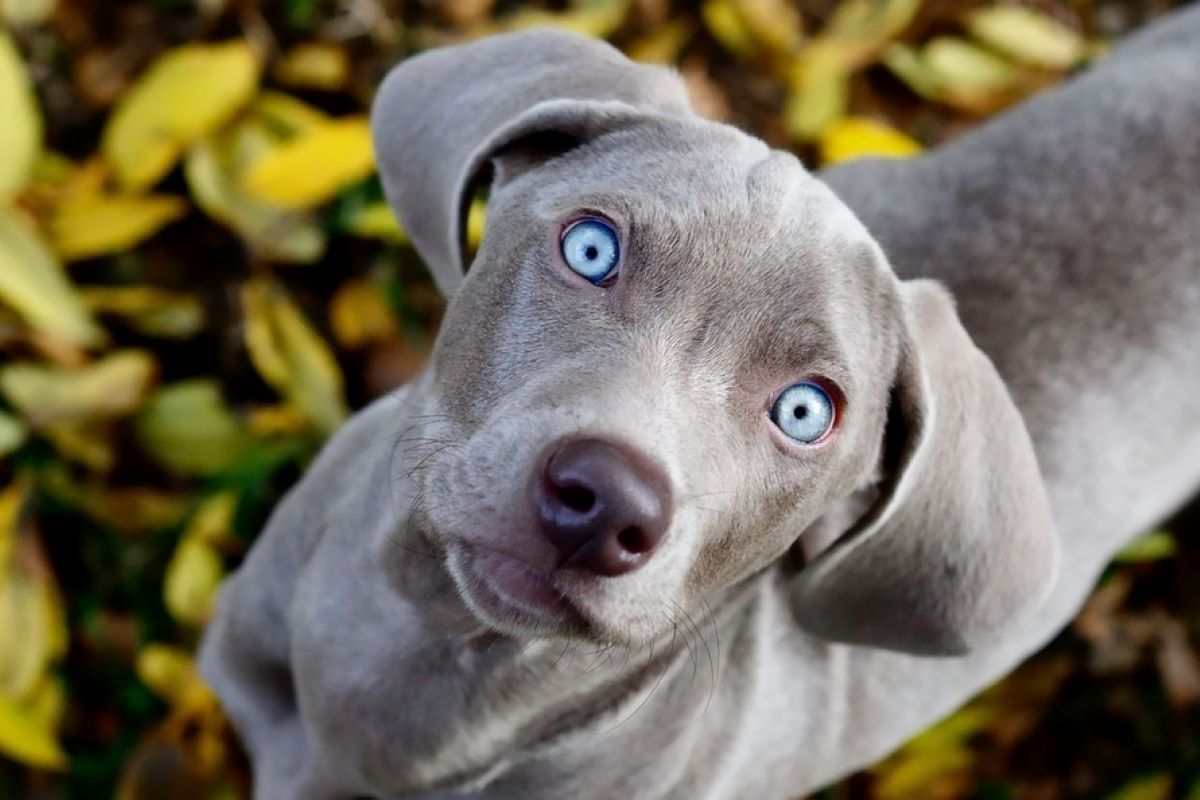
(199, 6), (1200, 798)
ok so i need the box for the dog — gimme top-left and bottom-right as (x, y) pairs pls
(199, 6), (1200, 798)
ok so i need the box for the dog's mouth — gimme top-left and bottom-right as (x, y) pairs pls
(447, 541), (590, 637)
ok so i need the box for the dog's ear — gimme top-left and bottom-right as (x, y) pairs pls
(792, 280), (1060, 656)
(370, 29), (691, 297)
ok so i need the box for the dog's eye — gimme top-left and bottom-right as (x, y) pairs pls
(561, 218), (619, 284)
(771, 382), (835, 444)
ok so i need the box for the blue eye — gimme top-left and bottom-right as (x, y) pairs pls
(561, 218), (619, 284)
(771, 382), (836, 444)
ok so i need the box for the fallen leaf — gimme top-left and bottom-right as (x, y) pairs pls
(733, 0), (804, 55)
(627, 20), (695, 64)
(185, 128), (326, 264)
(330, 278), (398, 349)
(0, 30), (42, 199)
(0, 411), (27, 458)
(250, 91), (330, 137)
(923, 37), (1023, 97)
(0, 481), (69, 770)
(48, 194), (188, 261)
(83, 286), (206, 338)
(242, 279), (348, 433)
(241, 117), (375, 209)
(0, 694), (66, 770)
(136, 644), (198, 705)
(0, 206), (104, 348)
(0, 349), (157, 428)
(40, 468), (190, 535)
(506, 0), (631, 38)
(1114, 530), (1175, 563)
(0, 0), (57, 26)
(274, 41), (350, 91)
(1106, 774), (1174, 800)
(701, 0), (757, 58)
(819, 115), (921, 164)
(135, 380), (250, 476)
(784, 51), (849, 141)
(164, 536), (223, 626)
(346, 201), (407, 244)
(815, 0), (922, 70)
(966, 6), (1088, 70)
(103, 41), (259, 191)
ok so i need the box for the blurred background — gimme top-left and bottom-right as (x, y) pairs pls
(0, 0), (1196, 797)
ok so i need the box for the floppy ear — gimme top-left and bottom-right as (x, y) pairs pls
(791, 280), (1060, 656)
(370, 29), (692, 297)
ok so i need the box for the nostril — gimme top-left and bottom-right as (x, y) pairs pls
(616, 526), (651, 554)
(557, 484), (595, 513)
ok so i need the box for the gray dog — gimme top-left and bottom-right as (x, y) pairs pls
(200, 6), (1200, 798)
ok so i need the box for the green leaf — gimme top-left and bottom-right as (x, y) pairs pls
(135, 380), (250, 476)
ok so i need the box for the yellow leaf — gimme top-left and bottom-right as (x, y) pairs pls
(733, 0), (804, 55)
(164, 536), (223, 626)
(40, 467), (189, 535)
(250, 90), (329, 137)
(0, 206), (104, 348)
(241, 117), (375, 209)
(0, 482), (67, 706)
(966, 6), (1087, 70)
(185, 492), (237, 546)
(42, 420), (115, 472)
(784, 52), (849, 141)
(0, 30), (42, 198)
(103, 41), (259, 191)
(330, 278), (398, 349)
(1, 0), (57, 25)
(924, 37), (1022, 96)
(185, 132), (326, 264)
(873, 745), (972, 800)
(627, 21), (695, 64)
(466, 197), (487, 251)
(506, 0), (631, 38)
(48, 194), (187, 261)
(0, 349), (157, 428)
(0, 694), (66, 770)
(274, 42), (350, 91)
(0, 410), (26, 458)
(245, 403), (310, 436)
(346, 201), (407, 245)
(701, 0), (757, 58)
(135, 380), (249, 476)
(814, 0), (921, 70)
(242, 279), (347, 433)
(83, 286), (205, 338)
(136, 644), (198, 704)
(819, 116), (922, 165)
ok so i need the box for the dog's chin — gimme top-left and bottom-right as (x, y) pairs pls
(446, 541), (592, 639)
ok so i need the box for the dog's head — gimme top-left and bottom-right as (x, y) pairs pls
(372, 29), (1059, 656)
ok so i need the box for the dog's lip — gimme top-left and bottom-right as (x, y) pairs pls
(452, 542), (586, 632)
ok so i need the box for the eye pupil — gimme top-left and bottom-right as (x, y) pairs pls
(560, 218), (620, 284)
(770, 381), (835, 444)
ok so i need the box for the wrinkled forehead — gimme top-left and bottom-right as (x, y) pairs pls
(512, 115), (896, 378)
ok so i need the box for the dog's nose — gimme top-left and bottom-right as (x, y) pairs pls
(535, 438), (672, 576)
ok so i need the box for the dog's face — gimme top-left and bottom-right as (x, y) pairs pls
(411, 119), (899, 644)
(374, 29), (1060, 656)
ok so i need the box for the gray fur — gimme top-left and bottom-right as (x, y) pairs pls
(200, 9), (1200, 799)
